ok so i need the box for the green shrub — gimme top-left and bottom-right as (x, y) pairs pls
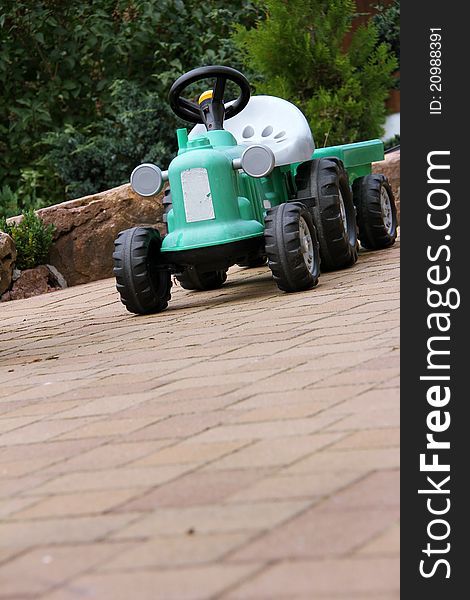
(1, 0), (260, 209)
(44, 80), (179, 200)
(233, 0), (398, 146)
(373, 0), (400, 66)
(0, 210), (56, 270)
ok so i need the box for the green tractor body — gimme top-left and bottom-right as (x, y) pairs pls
(162, 128), (384, 265)
(163, 129), (265, 254)
(113, 65), (397, 314)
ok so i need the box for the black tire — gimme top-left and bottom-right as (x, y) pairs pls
(113, 227), (171, 314)
(237, 255), (267, 268)
(177, 267), (227, 291)
(353, 174), (397, 249)
(265, 201), (320, 292)
(296, 158), (358, 271)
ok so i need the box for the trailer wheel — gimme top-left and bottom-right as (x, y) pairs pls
(265, 202), (320, 292)
(113, 227), (171, 314)
(296, 158), (358, 270)
(352, 174), (397, 249)
(177, 267), (227, 291)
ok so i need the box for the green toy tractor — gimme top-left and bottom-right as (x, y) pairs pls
(113, 66), (397, 314)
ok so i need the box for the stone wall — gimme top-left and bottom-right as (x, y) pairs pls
(33, 184), (164, 286)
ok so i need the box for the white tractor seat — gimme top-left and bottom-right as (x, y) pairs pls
(189, 95), (315, 166)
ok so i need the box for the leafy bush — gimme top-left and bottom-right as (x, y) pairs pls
(0, 169), (59, 219)
(0, 210), (56, 270)
(44, 80), (179, 200)
(1, 1), (259, 215)
(233, 0), (398, 146)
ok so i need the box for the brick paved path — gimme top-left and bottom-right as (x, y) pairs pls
(0, 242), (399, 599)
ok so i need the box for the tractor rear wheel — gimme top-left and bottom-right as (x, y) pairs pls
(296, 158), (358, 270)
(177, 267), (227, 291)
(265, 201), (320, 292)
(352, 174), (397, 249)
(113, 227), (171, 314)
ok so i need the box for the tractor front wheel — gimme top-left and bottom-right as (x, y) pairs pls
(265, 202), (320, 292)
(113, 227), (172, 314)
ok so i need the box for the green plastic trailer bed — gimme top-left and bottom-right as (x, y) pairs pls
(312, 139), (385, 184)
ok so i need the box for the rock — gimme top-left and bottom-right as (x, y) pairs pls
(46, 264), (67, 289)
(8, 184), (165, 286)
(2, 265), (65, 301)
(372, 149), (400, 223)
(0, 232), (17, 295)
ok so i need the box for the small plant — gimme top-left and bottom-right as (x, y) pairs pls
(0, 210), (56, 270)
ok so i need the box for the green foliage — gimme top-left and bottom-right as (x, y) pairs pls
(233, 0), (398, 146)
(44, 80), (178, 199)
(373, 0), (400, 64)
(384, 134), (400, 151)
(0, 168), (60, 219)
(1, 0), (259, 213)
(0, 210), (56, 270)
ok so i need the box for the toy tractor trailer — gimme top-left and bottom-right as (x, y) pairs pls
(113, 66), (397, 314)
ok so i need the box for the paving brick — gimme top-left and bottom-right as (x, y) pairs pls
(229, 385), (370, 411)
(227, 502), (399, 561)
(0, 438), (104, 464)
(205, 433), (343, 470)
(226, 469), (366, 503)
(0, 542), (134, 598)
(0, 415), (41, 434)
(0, 417), (99, 446)
(114, 468), (272, 512)
(227, 401), (327, 423)
(132, 440), (249, 467)
(0, 496), (39, 519)
(0, 513), (140, 548)
(22, 464), (192, 495)
(125, 411), (229, 442)
(318, 469), (400, 510)
(54, 417), (160, 440)
(0, 457), (58, 478)
(331, 428), (400, 450)
(356, 521), (400, 556)
(222, 558), (399, 599)
(187, 413), (346, 444)
(111, 500), (309, 538)
(43, 440), (171, 473)
(1, 400), (79, 418)
(283, 447), (400, 474)
(43, 564), (261, 600)
(11, 489), (143, 520)
(327, 408), (400, 431)
(0, 240), (400, 599)
(98, 532), (255, 571)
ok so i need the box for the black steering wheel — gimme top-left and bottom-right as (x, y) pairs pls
(168, 65), (250, 126)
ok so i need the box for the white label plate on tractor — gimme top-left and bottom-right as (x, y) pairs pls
(181, 168), (215, 223)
